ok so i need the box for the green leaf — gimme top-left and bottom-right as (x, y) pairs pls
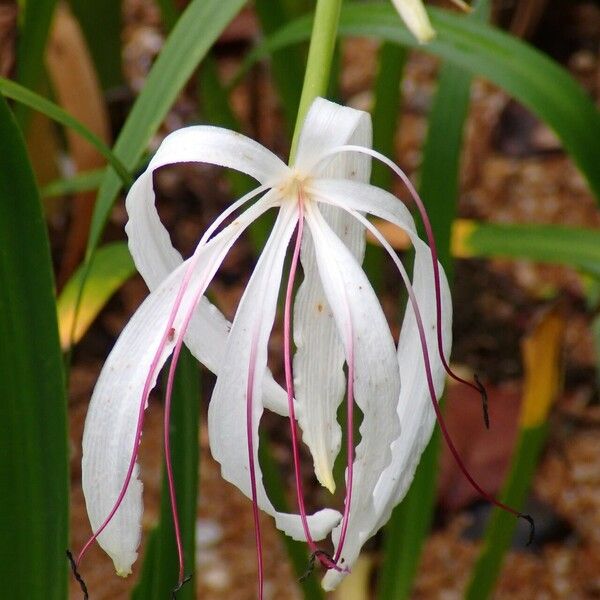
(68, 0), (123, 89)
(199, 57), (275, 252)
(42, 168), (105, 198)
(378, 45), (474, 600)
(87, 0), (246, 257)
(258, 437), (324, 600)
(0, 77), (131, 185)
(371, 43), (406, 191)
(132, 348), (200, 600)
(155, 0), (181, 31)
(57, 242), (136, 349)
(255, 0), (305, 134)
(15, 0), (58, 126)
(378, 4), (489, 598)
(466, 426), (546, 598)
(417, 64), (473, 276)
(377, 431), (441, 600)
(456, 220), (600, 276)
(198, 56), (254, 197)
(241, 2), (600, 200)
(0, 95), (69, 599)
(364, 42), (407, 292)
(465, 310), (564, 598)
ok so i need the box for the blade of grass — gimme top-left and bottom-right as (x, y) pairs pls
(86, 0), (246, 258)
(57, 242), (136, 350)
(68, 0), (122, 89)
(465, 309), (565, 599)
(0, 94), (68, 599)
(239, 2), (600, 200)
(0, 77), (130, 185)
(132, 347), (200, 600)
(14, 0), (58, 127)
(42, 168), (105, 198)
(378, 3), (488, 598)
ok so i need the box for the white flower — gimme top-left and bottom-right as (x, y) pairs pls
(391, 0), (436, 42)
(80, 97), (451, 590)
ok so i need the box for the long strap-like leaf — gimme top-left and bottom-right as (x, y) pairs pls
(0, 95), (69, 599)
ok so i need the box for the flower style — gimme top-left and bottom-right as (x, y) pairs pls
(79, 97), (455, 591)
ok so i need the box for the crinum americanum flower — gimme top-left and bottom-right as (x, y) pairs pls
(77, 97), (529, 594)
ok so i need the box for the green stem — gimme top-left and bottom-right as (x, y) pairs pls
(289, 0), (342, 161)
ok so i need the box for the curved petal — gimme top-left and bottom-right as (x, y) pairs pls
(293, 97), (373, 491)
(305, 205), (401, 589)
(310, 180), (451, 588)
(293, 97), (371, 177)
(208, 204), (341, 541)
(125, 130), (291, 416)
(82, 197), (272, 575)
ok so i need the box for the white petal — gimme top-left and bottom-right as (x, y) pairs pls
(391, 0), (436, 43)
(311, 180), (451, 588)
(374, 241), (451, 529)
(293, 97), (373, 492)
(305, 205), (401, 589)
(293, 97), (372, 177)
(82, 197), (272, 575)
(208, 205), (341, 541)
(125, 129), (291, 416)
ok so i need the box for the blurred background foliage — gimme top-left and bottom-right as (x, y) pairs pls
(1, 0), (599, 598)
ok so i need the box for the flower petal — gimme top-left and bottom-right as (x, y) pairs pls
(310, 179), (451, 588)
(293, 97), (372, 176)
(293, 98), (373, 492)
(391, 0), (436, 43)
(125, 128), (291, 416)
(82, 197), (273, 575)
(305, 204), (401, 589)
(208, 204), (342, 541)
